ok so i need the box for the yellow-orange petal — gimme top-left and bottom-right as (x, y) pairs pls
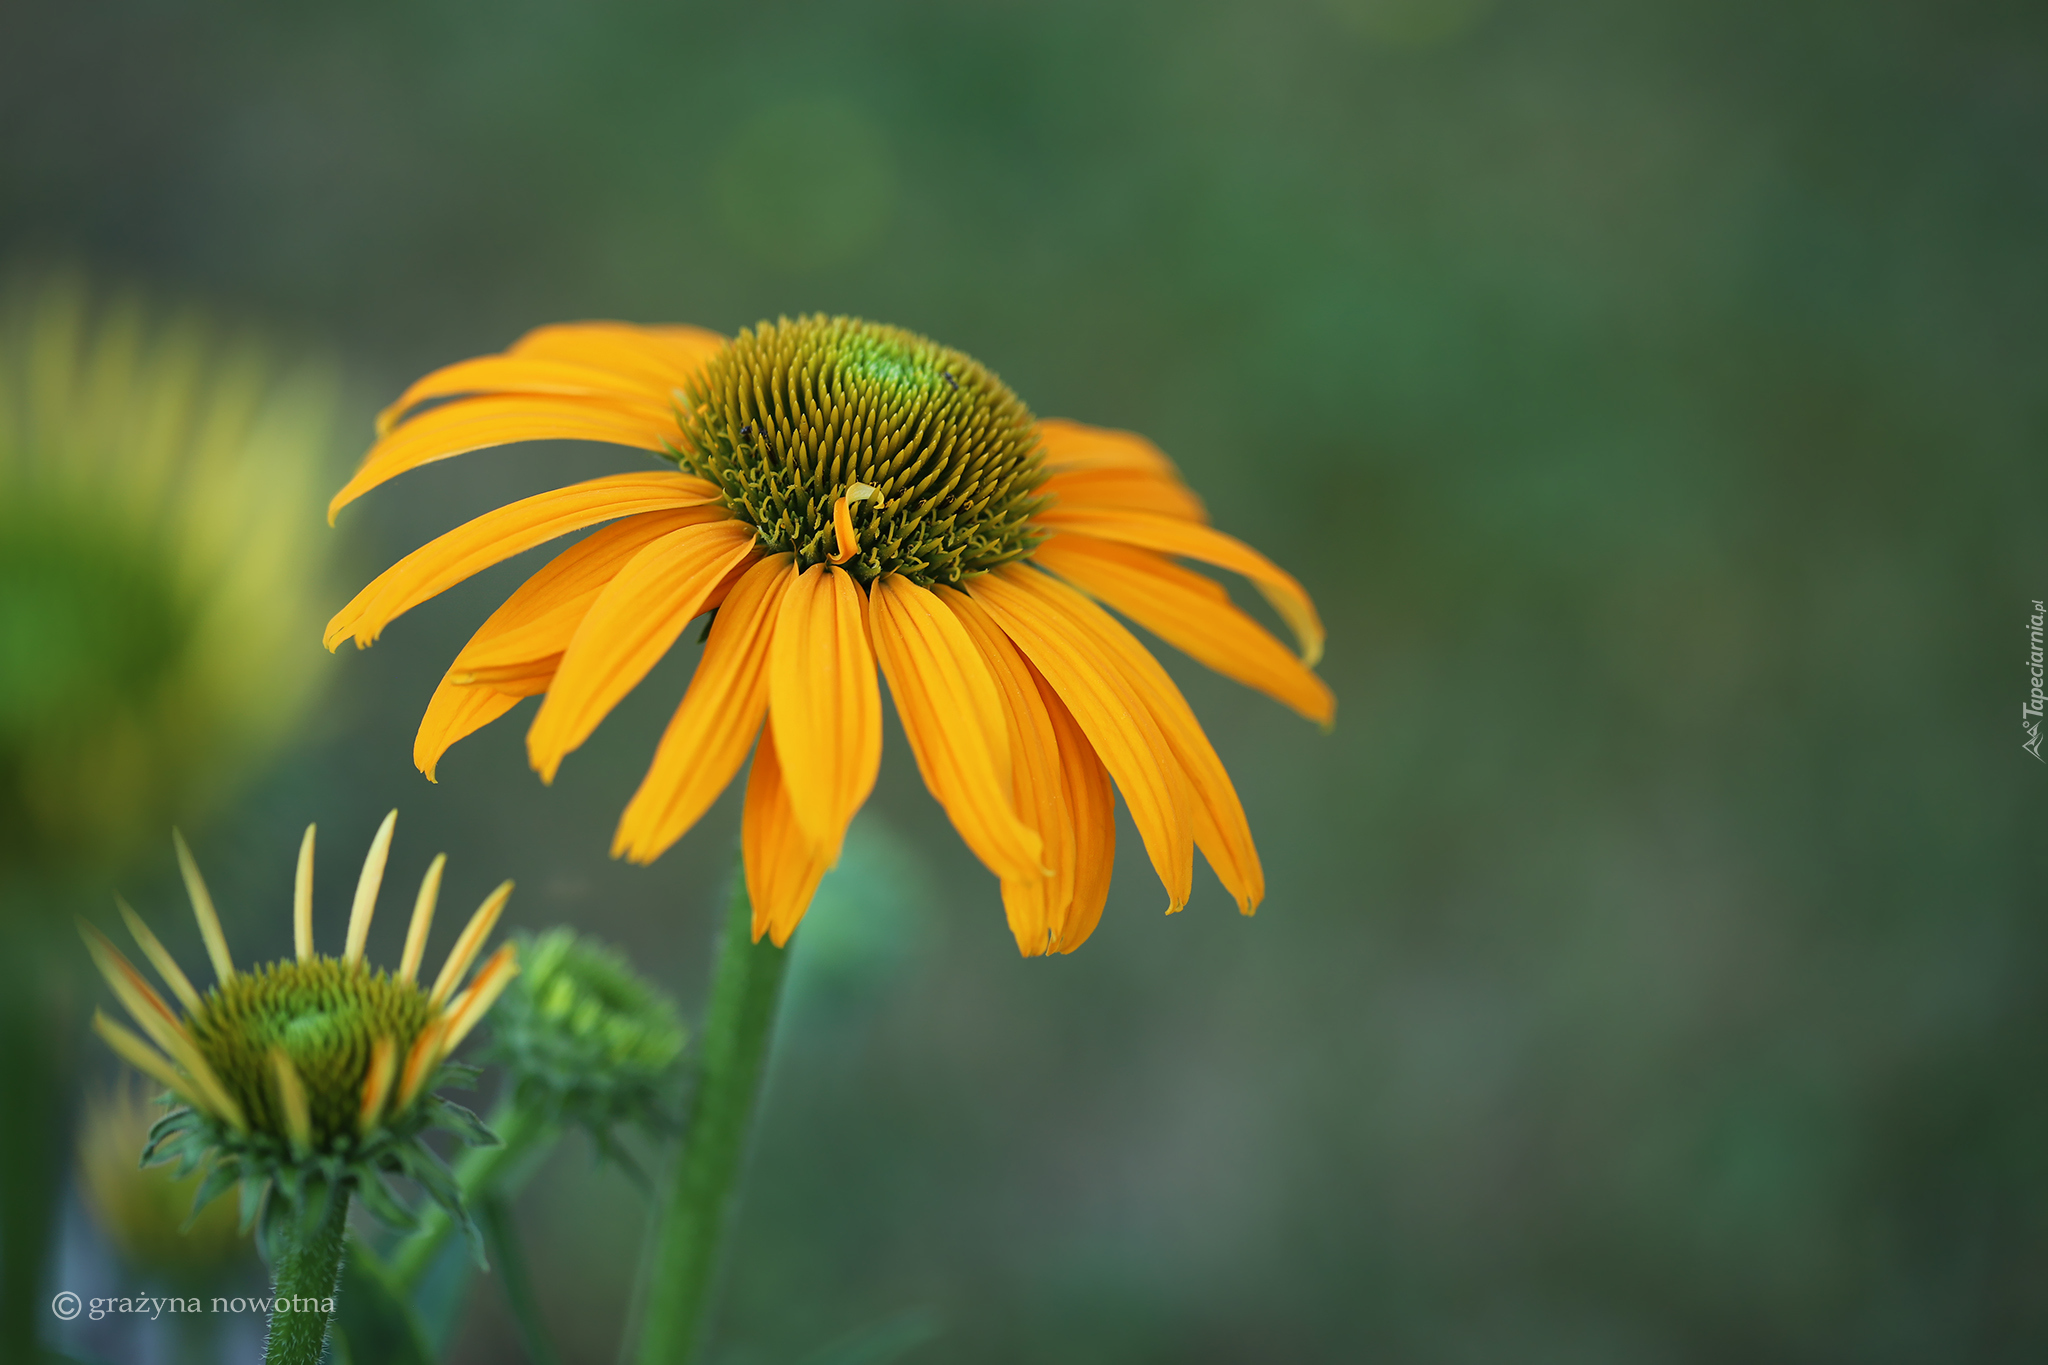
(358, 1036), (398, 1135)
(429, 880), (514, 1008)
(526, 519), (760, 782)
(1035, 669), (1116, 952)
(508, 321), (727, 392)
(398, 855), (444, 986)
(829, 495), (859, 564)
(116, 896), (202, 1015)
(871, 574), (1043, 890)
(329, 395), (686, 522)
(411, 511), (716, 780)
(1041, 467), (1208, 523)
(1030, 506), (1325, 667)
(81, 924), (245, 1128)
(741, 720), (830, 947)
(1033, 533), (1334, 726)
(614, 554), (797, 865)
(415, 682), (527, 783)
(454, 509), (713, 672)
(767, 564), (882, 864)
(395, 1018), (448, 1111)
(377, 355), (679, 437)
(939, 587), (1075, 956)
(324, 472), (723, 649)
(92, 1012), (204, 1114)
(441, 943), (520, 1053)
(967, 568), (1194, 910)
(1008, 565), (1264, 913)
(1037, 418), (1184, 478)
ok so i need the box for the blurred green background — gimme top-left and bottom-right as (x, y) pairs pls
(6, 0), (2047, 1360)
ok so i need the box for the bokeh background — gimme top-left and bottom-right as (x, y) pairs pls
(6, 0), (2047, 1360)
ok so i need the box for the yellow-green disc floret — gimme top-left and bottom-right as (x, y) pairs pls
(189, 960), (437, 1149)
(674, 315), (1048, 585)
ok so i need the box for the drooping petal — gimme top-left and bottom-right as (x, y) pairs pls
(614, 554), (797, 865)
(938, 586), (1074, 955)
(1006, 566), (1264, 913)
(1035, 669), (1116, 953)
(1029, 506), (1325, 666)
(508, 321), (726, 392)
(415, 684), (528, 784)
(1033, 533), (1334, 726)
(767, 564), (882, 864)
(1041, 467), (1207, 522)
(742, 720), (831, 947)
(329, 395), (688, 522)
(1037, 418), (1185, 478)
(412, 509), (731, 780)
(324, 472), (723, 649)
(526, 519), (760, 781)
(967, 567), (1194, 910)
(451, 509), (715, 675)
(871, 574), (1043, 892)
(378, 355), (681, 436)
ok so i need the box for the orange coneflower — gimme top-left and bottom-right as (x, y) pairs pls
(327, 317), (1330, 954)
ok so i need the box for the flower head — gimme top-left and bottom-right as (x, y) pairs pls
(84, 813), (520, 1253)
(0, 271), (335, 875)
(327, 316), (1330, 954)
(481, 928), (688, 1163)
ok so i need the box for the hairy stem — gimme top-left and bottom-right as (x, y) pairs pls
(263, 1191), (351, 1365)
(632, 871), (790, 1365)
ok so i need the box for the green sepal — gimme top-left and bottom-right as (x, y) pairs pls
(182, 1160), (240, 1230)
(354, 1170), (419, 1232)
(429, 1097), (499, 1148)
(142, 1106), (199, 1164)
(238, 1169), (267, 1234)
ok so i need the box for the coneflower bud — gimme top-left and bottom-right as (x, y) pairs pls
(480, 928), (687, 1166)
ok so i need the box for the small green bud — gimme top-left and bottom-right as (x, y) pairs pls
(481, 929), (688, 1161)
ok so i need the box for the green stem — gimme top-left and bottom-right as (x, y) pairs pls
(632, 871), (790, 1365)
(478, 1192), (564, 1365)
(388, 1101), (553, 1288)
(263, 1191), (351, 1365)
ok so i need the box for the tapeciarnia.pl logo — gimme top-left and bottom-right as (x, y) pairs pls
(2026, 599), (2045, 762)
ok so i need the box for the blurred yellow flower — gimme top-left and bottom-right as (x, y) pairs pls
(77, 1079), (246, 1280)
(328, 316), (1331, 954)
(0, 271), (337, 874)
